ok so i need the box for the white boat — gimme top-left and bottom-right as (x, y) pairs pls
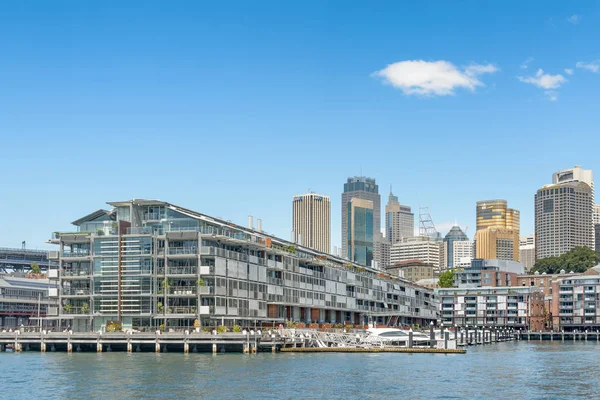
(364, 328), (431, 346)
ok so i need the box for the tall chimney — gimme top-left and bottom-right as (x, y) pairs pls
(257, 219), (262, 232)
(248, 216), (254, 229)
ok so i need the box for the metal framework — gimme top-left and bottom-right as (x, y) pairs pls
(419, 207), (440, 240)
(0, 248), (57, 273)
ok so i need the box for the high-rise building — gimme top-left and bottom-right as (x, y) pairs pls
(535, 180), (594, 259)
(594, 205), (600, 256)
(553, 166), (594, 201)
(373, 232), (391, 269)
(292, 193), (331, 254)
(342, 177), (380, 262)
(391, 236), (442, 269)
(347, 198), (374, 266)
(452, 240), (474, 268)
(475, 200), (520, 262)
(519, 234), (536, 271)
(385, 189), (414, 244)
(442, 225), (469, 269)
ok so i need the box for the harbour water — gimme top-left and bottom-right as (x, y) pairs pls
(2, 342), (600, 399)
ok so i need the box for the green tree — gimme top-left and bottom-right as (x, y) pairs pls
(30, 262), (41, 274)
(531, 246), (600, 274)
(438, 270), (455, 288)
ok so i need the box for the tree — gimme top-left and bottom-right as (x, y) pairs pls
(531, 246), (600, 274)
(438, 270), (455, 288)
(30, 262), (41, 274)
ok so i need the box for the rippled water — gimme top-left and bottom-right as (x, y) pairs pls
(2, 342), (600, 399)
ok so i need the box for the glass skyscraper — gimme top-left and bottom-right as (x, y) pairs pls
(347, 198), (374, 266)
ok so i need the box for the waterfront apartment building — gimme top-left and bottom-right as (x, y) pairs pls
(553, 275), (600, 332)
(437, 286), (544, 330)
(48, 199), (437, 332)
(519, 235), (536, 271)
(385, 190), (414, 244)
(391, 236), (442, 269)
(292, 193), (331, 254)
(535, 181), (594, 259)
(342, 177), (380, 262)
(475, 200), (520, 262)
(454, 259), (524, 289)
(442, 226), (469, 269)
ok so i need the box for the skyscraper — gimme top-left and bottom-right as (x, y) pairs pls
(342, 176), (380, 261)
(347, 198), (374, 266)
(535, 181), (593, 259)
(385, 189), (414, 244)
(553, 166), (594, 201)
(373, 232), (391, 269)
(475, 200), (520, 262)
(443, 225), (469, 269)
(292, 193), (331, 253)
(594, 205), (600, 256)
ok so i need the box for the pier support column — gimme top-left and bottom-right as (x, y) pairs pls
(41, 342), (46, 353)
(155, 343), (160, 353)
(184, 343), (189, 354)
(67, 343), (72, 353)
(251, 344), (257, 354)
(459, 331), (463, 346)
(212, 344), (217, 354)
(408, 330), (414, 348)
(15, 342), (22, 353)
(97, 343), (102, 353)
(272, 345), (276, 353)
(243, 343), (249, 354)
(444, 331), (449, 349)
(127, 343), (132, 353)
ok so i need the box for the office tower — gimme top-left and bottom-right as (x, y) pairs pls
(519, 235), (536, 271)
(442, 225), (469, 269)
(347, 198), (374, 266)
(475, 200), (520, 262)
(553, 166), (594, 201)
(452, 240), (474, 268)
(385, 189), (414, 244)
(292, 193), (331, 253)
(342, 176), (380, 260)
(373, 232), (391, 269)
(390, 236), (442, 269)
(595, 205), (600, 255)
(535, 181), (593, 259)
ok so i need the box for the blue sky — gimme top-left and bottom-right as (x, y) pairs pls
(1, 1), (600, 250)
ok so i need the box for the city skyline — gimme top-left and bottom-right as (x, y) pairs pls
(2, 2), (600, 254)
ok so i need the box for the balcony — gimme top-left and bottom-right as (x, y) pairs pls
(62, 288), (91, 296)
(167, 286), (196, 296)
(165, 267), (198, 276)
(167, 306), (197, 315)
(168, 247), (198, 256)
(61, 269), (91, 278)
(62, 250), (90, 259)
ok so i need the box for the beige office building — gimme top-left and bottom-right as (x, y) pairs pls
(475, 200), (520, 262)
(292, 193), (331, 254)
(391, 236), (442, 268)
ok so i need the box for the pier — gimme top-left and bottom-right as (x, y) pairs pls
(517, 331), (600, 342)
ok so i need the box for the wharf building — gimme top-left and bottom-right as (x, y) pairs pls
(475, 200), (520, 262)
(47, 199), (437, 332)
(437, 286), (544, 331)
(385, 190), (414, 244)
(535, 181), (593, 259)
(442, 226), (470, 270)
(0, 275), (57, 330)
(341, 177), (380, 263)
(291, 193), (331, 254)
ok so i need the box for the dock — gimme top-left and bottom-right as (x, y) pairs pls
(280, 347), (466, 354)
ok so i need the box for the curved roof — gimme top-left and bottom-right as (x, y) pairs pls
(444, 226), (468, 241)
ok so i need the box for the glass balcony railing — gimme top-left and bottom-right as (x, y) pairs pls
(168, 247), (198, 255)
(62, 288), (91, 296)
(62, 250), (90, 258)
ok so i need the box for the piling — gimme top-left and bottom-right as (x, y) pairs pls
(184, 343), (189, 354)
(127, 343), (132, 353)
(41, 342), (46, 353)
(212, 344), (217, 354)
(155, 343), (160, 353)
(67, 343), (72, 353)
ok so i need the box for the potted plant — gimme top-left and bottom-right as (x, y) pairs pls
(196, 278), (205, 287)
(64, 303), (73, 314)
(81, 302), (90, 314)
(193, 319), (201, 332)
(157, 302), (164, 313)
(233, 324), (242, 333)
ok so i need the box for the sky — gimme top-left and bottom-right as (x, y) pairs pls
(1, 1), (600, 251)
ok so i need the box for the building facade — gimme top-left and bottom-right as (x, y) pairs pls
(0, 276), (57, 330)
(437, 287), (544, 330)
(342, 177), (380, 263)
(48, 199), (437, 332)
(451, 240), (474, 269)
(519, 235), (536, 271)
(442, 226), (469, 269)
(292, 193), (331, 254)
(594, 205), (600, 256)
(475, 200), (520, 262)
(553, 275), (600, 332)
(373, 233), (391, 270)
(454, 259), (524, 289)
(385, 190), (414, 244)
(391, 236), (442, 269)
(535, 181), (594, 259)
(385, 260), (437, 283)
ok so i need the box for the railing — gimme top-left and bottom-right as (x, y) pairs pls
(62, 307), (88, 315)
(168, 286), (196, 295)
(165, 267), (198, 275)
(61, 269), (91, 277)
(62, 251), (90, 258)
(61, 288), (91, 296)
(167, 306), (197, 314)
(168, 247), (198, 255)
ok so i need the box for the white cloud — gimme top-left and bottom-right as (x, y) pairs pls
(544, 91), (559, 101)
(520, 57), (534, 69)
(518, 69), (566, 89)
(567, 14), (581, 24)
(576, 61), (600, 73)
(564, 68), (574, 75)
(372, 60), (497, 96)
